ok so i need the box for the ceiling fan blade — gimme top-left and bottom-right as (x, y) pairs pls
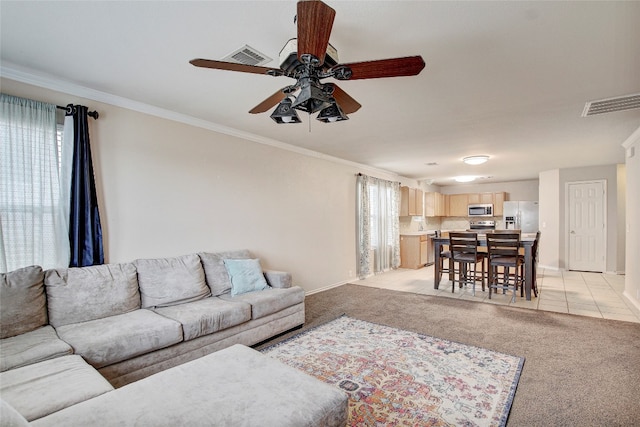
(297, 0), (336, 65)
(190, 59), (283, 76)
(337, 56), (425, 80)
(328, 84), (361, 114)
(248, 89), (288, 114)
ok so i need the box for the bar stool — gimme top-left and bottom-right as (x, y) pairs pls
(435, 231), (456, 285)
(486, 232), (523, 303)
(520, 231), (541, 297)
(449, 232), (485, 296)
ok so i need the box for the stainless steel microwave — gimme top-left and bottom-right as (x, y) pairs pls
(468, 204), (493, 217)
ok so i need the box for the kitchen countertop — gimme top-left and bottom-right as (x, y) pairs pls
(400, 230), (437, 236)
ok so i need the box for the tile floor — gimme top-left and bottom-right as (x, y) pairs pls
(353, 265), (640, 323)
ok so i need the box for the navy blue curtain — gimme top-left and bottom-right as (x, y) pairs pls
(67, 104), (104, 267)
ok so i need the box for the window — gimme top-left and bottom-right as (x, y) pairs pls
(357, 174), (400, 278)
(0, 95), (70, 272)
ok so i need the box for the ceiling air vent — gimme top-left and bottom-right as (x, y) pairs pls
(582, 93), (640, 117)
(222, 45), (272, 67)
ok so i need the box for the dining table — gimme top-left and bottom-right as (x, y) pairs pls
(433, 233), (537, 300)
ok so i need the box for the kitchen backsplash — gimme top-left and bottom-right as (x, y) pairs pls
(400, 216), (506, 233)
(400, 216), (441, 233)
(441, 217), (506, 230)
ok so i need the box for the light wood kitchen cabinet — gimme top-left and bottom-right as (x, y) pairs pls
(400, 186), (423, 216)
(480, 193), (494, 204)
(400, 234), (431, 269)
(448, 193), (468, 217)
(425, 192), (446, 217)
(416, 189), (424, 215)
(468, 192), (494, 205)
(493, 192), (506, 216)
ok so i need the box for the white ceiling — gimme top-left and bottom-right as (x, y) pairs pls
(2, 1), (639, 185)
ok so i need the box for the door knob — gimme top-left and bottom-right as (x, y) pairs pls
(570, 230), (575, 234)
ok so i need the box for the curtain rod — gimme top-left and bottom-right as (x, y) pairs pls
(57, 105), (99, 120)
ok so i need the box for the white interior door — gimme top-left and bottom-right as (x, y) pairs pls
(568, 181), (605, 272)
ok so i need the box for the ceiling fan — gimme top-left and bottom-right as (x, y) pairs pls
(190, 0), (425, 123)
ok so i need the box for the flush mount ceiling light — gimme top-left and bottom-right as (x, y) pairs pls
(454, 176), (476, 183)
(463, 155), (489, 165)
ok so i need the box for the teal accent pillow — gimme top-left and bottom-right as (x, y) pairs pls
(223, 259), (269, 296)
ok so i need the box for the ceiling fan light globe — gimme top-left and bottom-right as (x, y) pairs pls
(270, 97), (301, 124)
(316, 102), (349, 123)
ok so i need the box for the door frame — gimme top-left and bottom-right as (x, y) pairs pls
(564, 179), (607, 272)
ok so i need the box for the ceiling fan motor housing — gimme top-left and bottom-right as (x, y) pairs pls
(279, 38), (339, 74)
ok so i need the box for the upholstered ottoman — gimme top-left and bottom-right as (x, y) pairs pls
(33, 344), (348, 427)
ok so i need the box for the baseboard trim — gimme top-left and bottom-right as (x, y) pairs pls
(623, 291), (640, 312)
(305, 280), (350, 296)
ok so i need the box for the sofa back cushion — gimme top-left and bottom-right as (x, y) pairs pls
(135, 253), (209, 308)
(0, 265), (47, 338)
(45, 263), (140, 328)
(198, 250), (252, 296)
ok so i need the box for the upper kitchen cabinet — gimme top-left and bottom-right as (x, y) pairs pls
(468, 193), (493, 205)
(447, 193), (468, 217)
(425, 192), (446, 217)
(400, 186), (424, 216)
(493, 192), (506, 216)
(468, 192), (497, 204)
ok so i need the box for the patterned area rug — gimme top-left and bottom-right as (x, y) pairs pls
(262, 316), (524, 427)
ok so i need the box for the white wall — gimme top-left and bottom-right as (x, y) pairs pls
(616, 164), (626, 274)
(538, 170), (560, 270)
(1, 78), (405, 294)
(623, 128), (640, 310)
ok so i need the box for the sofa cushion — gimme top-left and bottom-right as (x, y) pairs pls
(153, 297), (251, 341)
(263, 270), (293, 289)
(220, 286), (305, 320)
(0, 265), (47, 338)
(44, 263), (140, 328)
(198, 249), (252, 296)
(0, 355), (114, 421)
(135, 254), (209, 308)
(31, 345), (348, 427)
(0, 326), (73, 372)
(55, 310), (183, 368)
(224, 258), (269, 296)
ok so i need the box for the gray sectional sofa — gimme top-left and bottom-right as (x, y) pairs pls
(0, 250), (348, 425)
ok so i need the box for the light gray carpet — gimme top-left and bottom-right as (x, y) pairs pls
(256, 284), (640, 426)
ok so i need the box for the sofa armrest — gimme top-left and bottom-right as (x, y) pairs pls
(263, 270), (292, 289)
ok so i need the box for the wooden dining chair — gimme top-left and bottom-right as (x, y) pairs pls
(486, 232), (523, 303)
(449, 232), (485, 296)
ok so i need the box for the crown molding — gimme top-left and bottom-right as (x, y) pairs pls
(1, 63), (398, 179)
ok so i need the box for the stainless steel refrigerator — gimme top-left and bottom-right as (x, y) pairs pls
(503, 201), (539, 233)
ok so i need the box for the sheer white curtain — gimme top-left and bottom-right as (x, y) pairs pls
(0, 94), (71, 272)
(356, 174), (400, 279)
